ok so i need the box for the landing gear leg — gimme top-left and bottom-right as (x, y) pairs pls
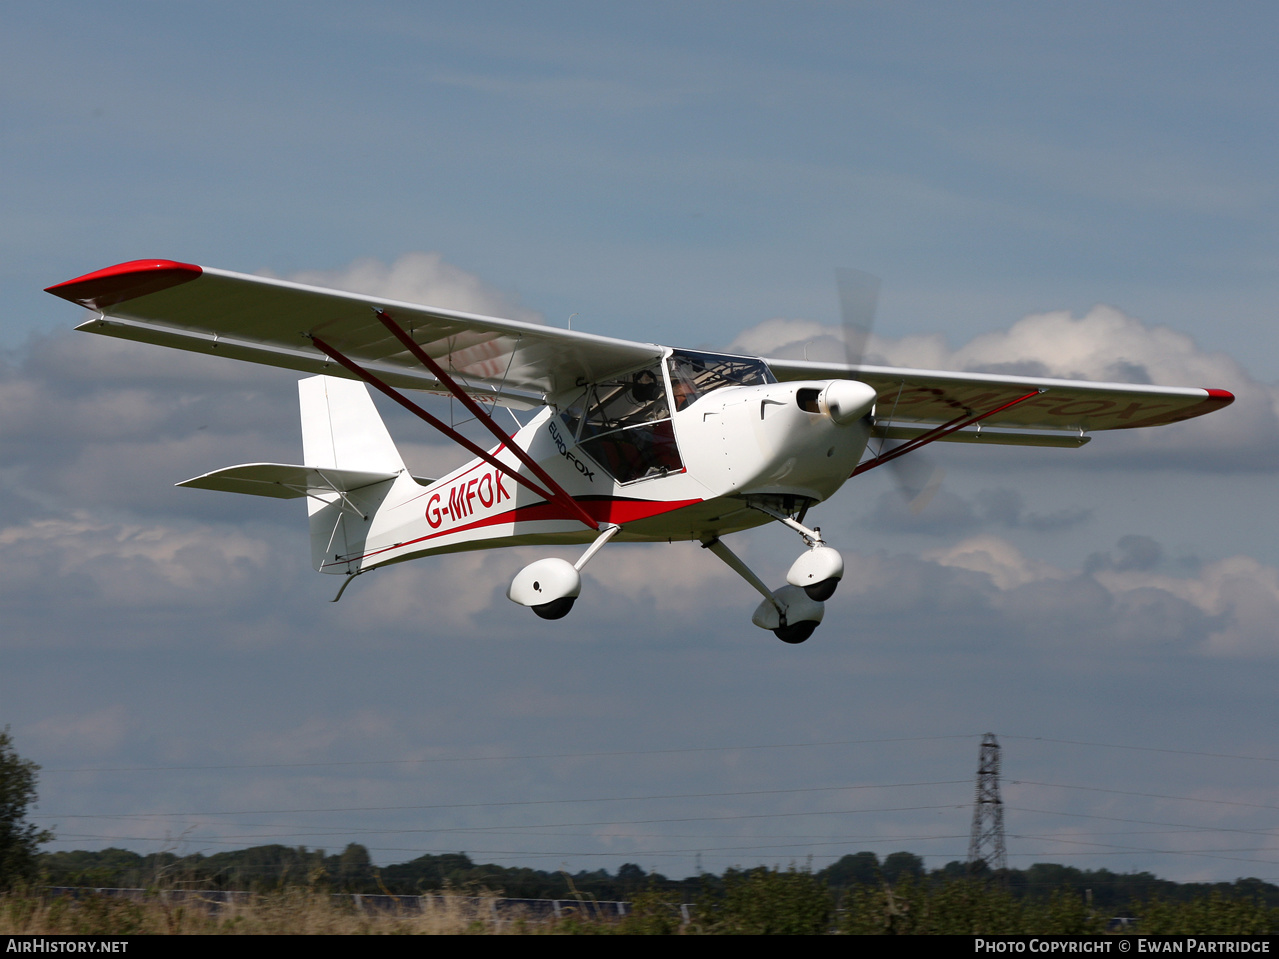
(749, 503), (845, 601)
(700, 535), (824, 644)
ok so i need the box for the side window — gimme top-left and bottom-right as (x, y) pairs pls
(580, 419), (682, 484)
(559, 364), (684, 483)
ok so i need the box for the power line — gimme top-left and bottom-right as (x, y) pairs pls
(35, 779), (966, 821)
(1009, 805), (1279, 839)
(39, 734), (976, 774)
(1011, 780), (1279, 814)
(1003, 735), (1279, 766)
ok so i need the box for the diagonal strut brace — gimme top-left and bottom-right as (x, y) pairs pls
(308, 331), (600, 531)
(372, 309), (599, 530)
(852, 389), (1045, 477)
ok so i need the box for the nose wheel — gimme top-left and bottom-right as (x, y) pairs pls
(701, 528), (842, 645)
(751, 584), (825, 644)
(775, 621), (821, 645)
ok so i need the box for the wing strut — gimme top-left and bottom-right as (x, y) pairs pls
(372, 309), (600, 531)
(852, 389), (1045, 477)
(308, 331), (600, 532)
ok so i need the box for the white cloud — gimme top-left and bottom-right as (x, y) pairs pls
(888, 534), (1279, 658)
(925, 535), (1067, 591)
(1092, 554), (1279, 658)
(586, 540), (737, 610)
(0, 512), (273, 618)
(277, 252), (543, 324)
(24, 706), (131, 757)
(334, 550), (504, 633)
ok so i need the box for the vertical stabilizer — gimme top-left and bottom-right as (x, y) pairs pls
(299, 375), (407, 573)
(300, 375), (406, 473)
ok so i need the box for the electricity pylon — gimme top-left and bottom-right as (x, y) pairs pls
(966, 732), (1007, 876)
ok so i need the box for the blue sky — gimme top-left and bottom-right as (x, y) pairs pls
(4, 2), (1279, 883)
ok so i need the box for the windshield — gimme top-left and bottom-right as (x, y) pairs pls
(666, 350), (775, 412)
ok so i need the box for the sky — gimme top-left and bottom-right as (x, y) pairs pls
(3, 1), (1279, 885)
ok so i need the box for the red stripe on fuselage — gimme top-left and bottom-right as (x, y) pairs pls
(324, 495), (703, 568)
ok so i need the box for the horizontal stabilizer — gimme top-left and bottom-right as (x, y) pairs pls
(177, 463), (399, 500)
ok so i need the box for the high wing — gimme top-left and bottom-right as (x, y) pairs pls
(47, 259), (1233, 435)
(46, 259), (663, 408)
(767, 357), (1233, 444)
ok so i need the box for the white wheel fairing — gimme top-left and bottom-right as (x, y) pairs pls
(787, 545), (844, 596)
(508, 558), (581, 608)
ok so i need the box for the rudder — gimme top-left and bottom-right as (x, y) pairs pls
(300, 375), (406, 474)
(299, 375), (408, 574)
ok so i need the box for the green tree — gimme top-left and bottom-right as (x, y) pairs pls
(882, 851), (925, 884)
(822, 851), (880, 888)
(698, 866), (831, 935)
(333, 843), (373, 890)
(0, 728), (52, 888)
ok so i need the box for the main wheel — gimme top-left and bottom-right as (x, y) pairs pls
(803, 578), (839, 602)
(773, 620), (819, 644)
(533, 597), (577, 620)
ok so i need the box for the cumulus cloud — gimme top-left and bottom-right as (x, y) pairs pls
(333, 550), (505, 634)
(586, 540), (738, 609)
(275, 252), (543, 324)
(0, 512), (273, 616)
(732, 306), (1279, 468)
(834, 533), (1279, 659)
(864, 486), (1092, 536)
(24, 705), (132, 757)
(1089, 551), (1279, 657)
(925, 535), (1068, 591)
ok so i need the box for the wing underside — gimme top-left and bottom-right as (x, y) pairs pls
(47, 260), (664, 408)
(767, 358), (1232, 435)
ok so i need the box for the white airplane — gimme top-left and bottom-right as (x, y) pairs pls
(47, 259), (1234, 643)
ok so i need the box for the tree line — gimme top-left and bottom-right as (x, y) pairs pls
(5, 730), (1279, 933)
(32, 842), (1279, 916)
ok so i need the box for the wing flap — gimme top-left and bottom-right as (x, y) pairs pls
(874, 425), (1090, 448)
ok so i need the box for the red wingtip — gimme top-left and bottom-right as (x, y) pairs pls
(45, 259), (202, 310)
(1205, 388), (1235, 405)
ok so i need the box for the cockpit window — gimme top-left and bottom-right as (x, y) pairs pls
(667, 350), (775, 411)
(558, 364), (683, 484)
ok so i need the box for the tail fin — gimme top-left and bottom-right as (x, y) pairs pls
(300, 375), (406, 474)
(300, 375), (407, 574)
(178, 376), (410, 576)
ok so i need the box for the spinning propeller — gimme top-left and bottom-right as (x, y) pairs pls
(835, 268), (944, 514)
